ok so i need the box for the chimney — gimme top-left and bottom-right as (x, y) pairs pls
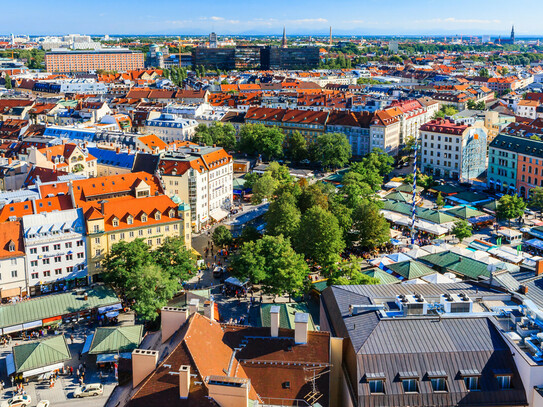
(8, 157), (12, 165)
(294, 312), (309, 345)
(537, 260), (543, 276)
(270, 305), (280, 338)
(519, 285), (528, 295)
(206, 376), (250, 407)
(179, 365), (190, 399)
(204, 300), (215, 321)
(161, 307), (188, 343)
(132, 349), (159, 388)
(31, 198), (37, 214)
(189, 298), (199, 315)
(99, 200), (107, 215)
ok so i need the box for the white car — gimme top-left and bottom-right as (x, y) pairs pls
(36, 401), (50, 407)
(1, 395), (31, 407)
(74, 383), (103, 398)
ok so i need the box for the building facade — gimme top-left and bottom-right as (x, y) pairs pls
(0, 221), (27, 301)
(45, 49), (144, 73)
(22, 208), (87, 296)
(420, 119), (488, 181)
(488, 134), (520, 194)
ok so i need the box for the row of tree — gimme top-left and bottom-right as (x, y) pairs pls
(193, 122), (352, 169)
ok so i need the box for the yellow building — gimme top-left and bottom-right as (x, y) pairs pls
(72, 172), (191, 281)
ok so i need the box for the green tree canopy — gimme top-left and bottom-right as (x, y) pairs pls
(239, 225), (261, 243)
(451, 219), (473, 243)
(192, 122), (237, 150)
(285, 131), (308, 162)
(231, 235), (309, 297)
(328, 257), (380, 286)
(496, 194), (527, 225)
(265, 192), (301, 239)
(310, 132), (352, 170)
(295, 205), (345, 266)
(154, 237), (196, 282)
(529, 187), (543, 217)
(238, 124), (285, 160)
(4, 73), (12, 89)
(436, 192), (445, 209)
(212, 225), (233, 248)
(350, 201), (390, 249)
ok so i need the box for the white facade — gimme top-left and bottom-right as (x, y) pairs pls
(22, 208), (87, 295)
(143, 114), (199, 142)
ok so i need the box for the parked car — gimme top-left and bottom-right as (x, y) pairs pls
(74, 383), (103, 398)
(36, 401), (50, 407)
(1, 395), (31, 407)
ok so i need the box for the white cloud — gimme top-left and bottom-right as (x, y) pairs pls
(210, 16), (224, 21)
(416, 17), (501, 24)
(289, 18), (328, 24)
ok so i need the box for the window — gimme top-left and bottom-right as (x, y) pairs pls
(11, 270), (17, 278)
(113, 218), (119, 227)
(497, 375), (511, 389)
(369, 380), (384, 394)
(31, 272), (38, 279)
(55, 256), (61, 263)
(157, 238), (161, 245)
(42, 246), (49, 252)
(127, 216), (133, 225)
(55, 268), (62, 275)
(66, 254), (73, 261)
(11, 258), (17, 265)
(43, 271), (51, 277)
(139, 230), (144, 236)
(66, 242), (72, 248)
(155, 212), (161, 220)
(30, 248), (37, 254)
(31, 260), (38, 267)
(148, 239), (153, 245)
(402, 379), (418, 393)
(95, 249), (101, 256)
(43, 258), (50, 265)
(111, 234), (116, 241)
(120, 233), (125, 240)
(93, 225), (100, 233)
(129, 231), (134, 238)
(148, 228), (152, 235)
(53, 244), (61, 250)
(95, 237), (100, 244)
(141, 214), (148, 222)
(67, 266), (74, 273)
(430, 377), (447, 392)
(77, 240), (84, 247)
(77, 252), (84, 259)
(464, 376), (480, 391)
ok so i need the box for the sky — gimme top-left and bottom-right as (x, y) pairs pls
(2, 0), (542, 36)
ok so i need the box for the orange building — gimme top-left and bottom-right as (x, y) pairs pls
(516, 153), (543, 199)
(45, 49), (144, 73)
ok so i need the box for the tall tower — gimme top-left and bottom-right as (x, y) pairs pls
(329, 26), (333, 46)
(282, 26), (287, 48)
(511, 25), (515, 43)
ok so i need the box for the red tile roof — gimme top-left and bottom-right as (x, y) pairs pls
(0, 221), (24, 259)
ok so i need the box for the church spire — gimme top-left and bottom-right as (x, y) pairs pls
(511, 25), (515, 42)
(282, 26), (287, 48)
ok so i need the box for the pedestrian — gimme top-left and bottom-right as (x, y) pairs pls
(10, 376), (14, 388)
(70, 334), (74, 344)
(0, 380), (4, 393)
(76, 368), (80, 377)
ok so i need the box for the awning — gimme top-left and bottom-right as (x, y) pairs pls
(106, 311), (119, 318)
(1, 287), (21, 299)
(42, 316), (62, 326)
(3, 324), (23, 334)
(22, 320), (42, 330)
(210, 208), (229, 222)
(23, 362), (65, 378)
(82, 334), (94, 354)
(6, 354), (15, 375)
(98, 303), (122, 314)
(225, 277), (248, 287)
(96, 352), (132, 363)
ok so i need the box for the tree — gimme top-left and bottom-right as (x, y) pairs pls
(286, 131), (308, 162)
(212, 225), (233, 248)
(529, 187), (543, 218)
(350, 201), (390, 249)
(298, 183), (329, 213)
(402, 136), (416, 156)
(451, 219), (472, 243)
(265, 193), (301, 239)
(231, 235), (309, 297)
(102, 239), (188, 321)
(192, 123), (214, 145)
(436, 192), (445, 209)
(243, 172), (260, 190)
(154, 237), (197, 282)
(434, 105), (459, 118)
(311, 132), (352, 170)
(4, 73), (12, 89)
(295, 206), (345, 266)
(239, 225), (261, 243)
(328, 257), (380, 285)
(496, 194), (527, 225)
(478, 67), (490, 78)
(238, 124), (285, 160)
(251, 173), (278, 203)
(340, 171), (375, 209)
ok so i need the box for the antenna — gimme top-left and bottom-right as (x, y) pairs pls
(303, 366), (330, 405)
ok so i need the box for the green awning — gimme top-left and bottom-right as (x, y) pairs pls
(88, 325), (143, 355)
(12, 335), (70, 373)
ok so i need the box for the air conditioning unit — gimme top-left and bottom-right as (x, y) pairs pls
(396, 295), (428, 316)
(440, 293), (473, 313)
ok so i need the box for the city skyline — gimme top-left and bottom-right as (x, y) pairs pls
(1, 0), (542, 36)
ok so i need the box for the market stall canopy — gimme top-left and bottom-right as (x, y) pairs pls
(224, 277), (249, 287)
(11, 335), (70, 375)
(209, 208), (229, 222)
(88, 325), (143, 355)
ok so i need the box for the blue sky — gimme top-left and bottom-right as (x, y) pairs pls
(2, 0), (541, 36)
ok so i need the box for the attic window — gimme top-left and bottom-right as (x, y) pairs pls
(155, 212), (161, 220)
(169, 209), (175, 218)
(282, 381), (290, 389)
(141, 214), (148, 222)
(8, 241), (15, 252)
(112, 218), (119, 227)
(127, 215), (133, 225)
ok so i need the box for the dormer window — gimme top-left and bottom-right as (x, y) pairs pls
(112, 217), (119, 227)
(155, 212), (161, 220)
(141, 213), (148, 222)
(127, 215), (134, 225)
(461, 370), (481, 391)
(8, 241), (16, 252)
(399, 372), (419, 393)
(169, 209), (175, 218)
